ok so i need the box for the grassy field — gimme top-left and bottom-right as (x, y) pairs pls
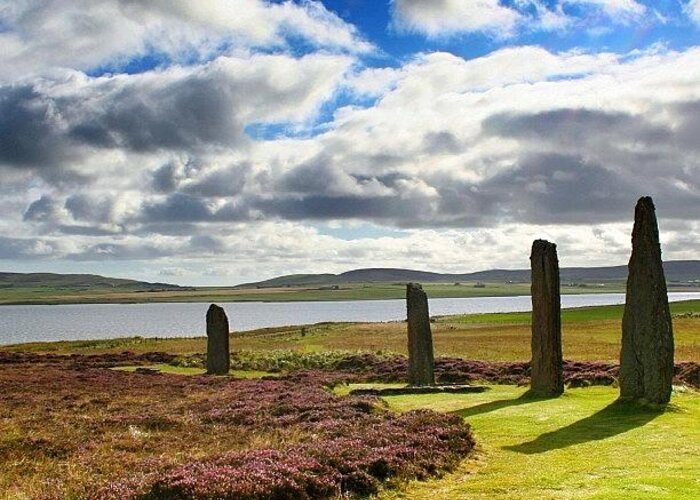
(369, 385), (700, 499)
(0, 281), (650, 305)
(2, 299), (699, 499)
(6, 300), (700, 362)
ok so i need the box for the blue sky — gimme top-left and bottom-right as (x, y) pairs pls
(327, 0), (698, 58)
(0, 1), (699, 285)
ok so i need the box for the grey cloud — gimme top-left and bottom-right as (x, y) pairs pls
(0, 236), (61, 259)
(675, 101), (700, 151)
(67, 72), (248, 153)
(134, 222), (202, 236)
(64, 193), (114, 223)
(481, 106), (700, 220)
(1, 53), (350, 176)
(67, 243), (167, 261)
(140, 193), (213, 223)
(136, 195), (252, 226)
(478, 153), (633, 224)
(188, 235), (225, 253)
(251, 194), (436, 226)
(183, 163), (251, 197)
(422, 131), (463, 154)
(0, 85), (69, 168)
(152, 162), (183, 193)
(483, 108), (672, 148)
(24, 195), (61, 222)
(278, 157), (348, 195)
(56, 225), (122, 236)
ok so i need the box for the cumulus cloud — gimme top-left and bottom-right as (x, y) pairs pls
(390, 0), (652, 39)
(13, 45), (700, 237)
(391, 0), (522, 37)
(1, 1), (699, 283)
(0, 52), (352, 175)
(0, 0), (371, 78)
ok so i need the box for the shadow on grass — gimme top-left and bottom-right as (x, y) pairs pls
(504, 399), (665, 455)
(450, 390), (554, 419)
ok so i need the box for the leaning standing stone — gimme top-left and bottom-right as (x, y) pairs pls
(530, 239), (564, 397)
(206, 304), (230, 375)
(406, 283), (435, 386)
(620, 197), (674, 404)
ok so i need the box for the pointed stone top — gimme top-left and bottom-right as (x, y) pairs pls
(532, 239), (556, 251)
(207, 303), (226, 319)
(631, 195), (660, 254)
(636, 195), (655, 211)
(407, 282), (423, 291)
(634, 197), (657, 226)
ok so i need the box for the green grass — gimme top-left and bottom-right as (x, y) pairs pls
(441, 299), (700, 325)
(363, 385), (700, 499)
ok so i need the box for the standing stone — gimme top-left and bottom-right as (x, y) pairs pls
(530, 239), (564, 397)
(620, 197), (674, 404)
(206, 304), (230, 375)
(406, 283), (435, 386)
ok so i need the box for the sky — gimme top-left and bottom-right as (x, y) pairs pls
(1, 0), (699, 286)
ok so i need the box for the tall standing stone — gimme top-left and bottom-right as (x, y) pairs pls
(206, 304), (230, 375)
(406, 283), (435, 386)
(620, 197), (674, 404)
(530, 239), (564, 396)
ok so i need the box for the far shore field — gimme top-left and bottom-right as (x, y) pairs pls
(2, 280), (699, 306)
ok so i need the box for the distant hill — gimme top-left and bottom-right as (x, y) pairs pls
(0, 272), (183, 291)
(237, 260), (700, 288)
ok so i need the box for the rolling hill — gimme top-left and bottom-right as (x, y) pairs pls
(0, 272), (182, 291)
(237, 260), (700, 288)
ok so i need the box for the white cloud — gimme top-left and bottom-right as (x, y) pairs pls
(1, 0), (699, 283)
(0, 0), (371, 78)
(0, 52), (353, 175)
(686, 0), (700, 24)
(391, 0), (522, 38)
(390, 0), (652, 39)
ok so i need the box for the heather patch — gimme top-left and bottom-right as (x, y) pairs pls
(220, 351), (700, 389)
(0, 362), (474, 498)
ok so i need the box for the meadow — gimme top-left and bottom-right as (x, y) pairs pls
(1, 301), (698, 499)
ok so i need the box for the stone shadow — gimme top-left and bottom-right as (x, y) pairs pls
(504, 399), (665, 455)
(450, 391), (554, 419)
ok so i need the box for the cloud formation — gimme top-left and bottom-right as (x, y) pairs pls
(687, 0), (700, 23)
(1, 1), (699, 284)
(0, 0), (371, 78)
(390, 0), (653, 38)
(391, 0), (522, 37)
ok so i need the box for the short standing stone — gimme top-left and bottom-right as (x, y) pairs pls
(206, 304), (230, 375)
(530, 239), (564, 396)
(406, 283), (435, 386)
(620, 197), (674, 404)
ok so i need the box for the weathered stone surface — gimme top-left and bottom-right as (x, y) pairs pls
(620, 197), (674, 404)
(206, 304), (230, 375)
(530, 239), (564, 397)
(406, 283), (435, 386)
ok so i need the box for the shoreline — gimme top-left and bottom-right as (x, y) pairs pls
(1, 286), (698, 307)
(2, 299), (699, 353)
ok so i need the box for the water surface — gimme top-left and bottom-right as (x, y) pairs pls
(1, 292), (699, 345)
